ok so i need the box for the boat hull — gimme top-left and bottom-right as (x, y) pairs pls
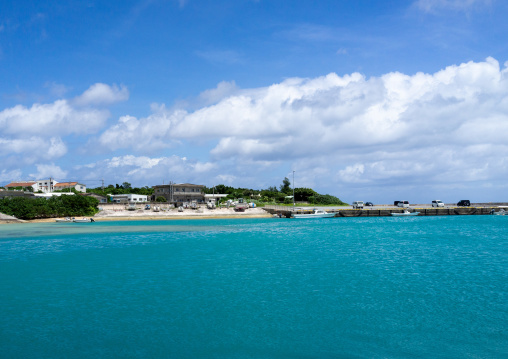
(391, 212), (420, 216)
(293, 213), (336, 218)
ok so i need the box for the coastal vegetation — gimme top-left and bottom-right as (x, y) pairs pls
(204, 178), (347, 206)
(0, 195), (99, 220)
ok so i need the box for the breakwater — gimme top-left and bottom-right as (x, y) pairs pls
(263, 205), (505, 218)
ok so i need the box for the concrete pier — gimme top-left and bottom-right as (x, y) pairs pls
(264, 204), (506, 218)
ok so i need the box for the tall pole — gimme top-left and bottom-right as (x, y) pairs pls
(292, 170), (295, 211)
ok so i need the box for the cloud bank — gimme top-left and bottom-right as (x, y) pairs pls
(1, 59), (508, 202)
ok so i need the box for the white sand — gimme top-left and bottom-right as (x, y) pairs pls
(92, 206), (271, 220)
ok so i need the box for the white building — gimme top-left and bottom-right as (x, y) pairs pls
(53, 182), (86, 193)
(36, 179), (59, 193)
(5, 181), (39, 192)
(110, 194), (148, 203)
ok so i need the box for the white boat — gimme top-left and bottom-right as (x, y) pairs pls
(55, 217), (72, 223)
(293, 209), (336, 218)
(493, 209), (507, 216)
(391, 210), (420, 217)
(73, 218), (95, 223)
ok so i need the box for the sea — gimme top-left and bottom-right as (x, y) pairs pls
(0, 215), (506, 358)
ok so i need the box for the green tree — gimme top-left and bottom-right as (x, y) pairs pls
(280, 177), (291, 194)
(294, 188), (317, 202)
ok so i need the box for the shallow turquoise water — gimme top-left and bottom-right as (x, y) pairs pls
(1, 216), (507, 358)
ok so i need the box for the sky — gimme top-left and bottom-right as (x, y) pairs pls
(1, 0), (508, 204)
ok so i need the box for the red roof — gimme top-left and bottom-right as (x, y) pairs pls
(54, 182), (78, 187)
(6, 182), (36, 187)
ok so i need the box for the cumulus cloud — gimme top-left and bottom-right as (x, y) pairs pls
(74, 154), (218, 186)
(73, 83), (129, 106)
(0, 100), (109, 137)
(0, 136), (67, 163)
(94, 57), (508, 200)
(29, 163), (68, 180)
(95, 104), (185, 152)
(0, 169), (23, 183)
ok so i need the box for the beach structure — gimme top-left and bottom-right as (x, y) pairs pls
(110, 194), (148, 203)
(80, 193), (107, 203)
(152, 183), (206, 206)
(54, 182), (87, 193)
(4, 181), (39, 192)
(4, 179), (60, 193)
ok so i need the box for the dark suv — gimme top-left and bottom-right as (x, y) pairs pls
(457, 200), (471, 207)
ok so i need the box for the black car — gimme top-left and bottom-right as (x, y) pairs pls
(365, 202), (374, 206)
(457, 200), (471, 207)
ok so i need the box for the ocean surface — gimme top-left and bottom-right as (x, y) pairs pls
(0, 216), (506, 358)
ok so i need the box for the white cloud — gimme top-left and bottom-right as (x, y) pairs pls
(0, 136), (67, 163)
(74, 155), (217, 186)
(73, 83), (129, 106)
(95, 58), (508, 198)
(96, 105), (185, 152)
(0, 169), (22, 183)
(29, 163), (68, 180)
(0, 100), (109, 137)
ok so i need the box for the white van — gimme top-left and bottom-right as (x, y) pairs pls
(352, 201), (364, 209)
(432, 200), (444, 207)
(397, 200), (409, 208)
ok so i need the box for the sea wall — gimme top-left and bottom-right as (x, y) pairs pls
(263, 205), (502, 218)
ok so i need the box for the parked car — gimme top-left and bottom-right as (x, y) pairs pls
(352, 201), (364, 209)
(396, 200), (409, 208)
(457, 200), (471, 207)
(432, 200), (444, 208)
(365, 202), (374, 206)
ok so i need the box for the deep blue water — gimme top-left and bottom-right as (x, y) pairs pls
(0, 216), (507, 358)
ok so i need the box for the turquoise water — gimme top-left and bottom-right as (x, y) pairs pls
(1, 216), (506, 358)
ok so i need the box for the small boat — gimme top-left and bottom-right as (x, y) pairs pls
(293, 209), (336, 218)
(55, 217), (72, 223)
(391, 210), (420, 216)
(73, 218), (95, 223)
(492, 208), (507, 215)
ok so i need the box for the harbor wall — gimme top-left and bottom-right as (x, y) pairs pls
(263, 205), (502, 218)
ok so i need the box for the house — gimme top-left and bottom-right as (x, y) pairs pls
(80, 193), (107, 203)
(153, 183), (205, 205)
(54, 182), (87, 193)
(35, 179), (59, 193)
(110, 194), (148, 203)
(4, 181), (39, 192)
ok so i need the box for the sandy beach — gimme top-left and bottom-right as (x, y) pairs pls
(13, 206), (272, 223)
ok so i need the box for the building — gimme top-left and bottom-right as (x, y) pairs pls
(110, 194), (148, 203)
(35, 179), (59, 193)
(153, 183), (205, 205)
(54, 182), (87, 193)
(80, 193), (107, 203)
(4, 181), (38, 192)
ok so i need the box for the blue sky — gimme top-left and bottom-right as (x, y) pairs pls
(1, 0), (508, 203)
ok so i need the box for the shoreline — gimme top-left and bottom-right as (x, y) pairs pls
(19, 207), (272, 223)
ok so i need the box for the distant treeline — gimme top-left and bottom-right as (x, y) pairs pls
(203, 178), (347, 206)
(0, 195), (99, 220)
(85, 182), (154, 197)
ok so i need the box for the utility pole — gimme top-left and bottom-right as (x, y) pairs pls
(101, 179), (104, 191)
